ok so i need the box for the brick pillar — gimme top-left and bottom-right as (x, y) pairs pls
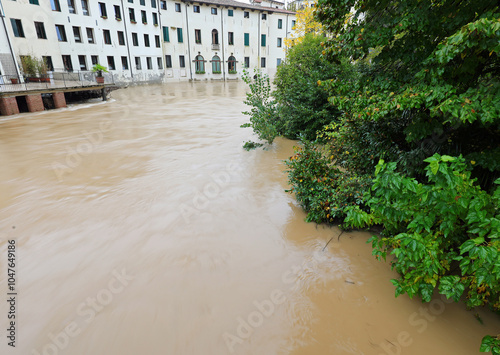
(52, 92), (66, 108)
(25, 94), (44, 112)
(0, 97), (20, 116)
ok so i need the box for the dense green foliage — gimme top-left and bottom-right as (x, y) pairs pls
(345, 155), (500, 310)
(274, 34), (341, 140)
(285, 141), (372, 223)
(315, 0), (499, 189)
(241, 34), (340, 145)
(313, 2), (500, 350)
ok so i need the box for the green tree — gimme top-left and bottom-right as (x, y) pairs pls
(274, 33), (341, 140)
(240, 69), (279, 147)
(315, 0), (500, 188)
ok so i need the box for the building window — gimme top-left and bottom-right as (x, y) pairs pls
(55, 24), (67, 41)
(157, 57), (163, 69)
(194, 29), (201, 44)
(212, 29), (219, 44)
(244, 56), (249, 68)
(128, 0), (133, 2)
(175, 3), (181, 12)
(135, 57), (142, 69)
(34, 22), (47, 39)
(107, 56), (115, 70)
(292, 20), (296, 28)
(277, 37), (282, 47)
(153, 13), (158, 25)
(261, 34), (266, 46)
(244, 33), (249, 46)
(177, 28), (183, 43)
(194, 54), (204, 73)
(141, 11), (147, 23)
(68, 0), (76, 14)
(193, 5), (200, 13)
(228, 32), (234, 45)
(160, 1), (166, 10)
(51, 0), (61, 11)
(146, 57), (152, 70)
(86, 28), (94, 43)
(228, 9), (233, 16)
(155, 35), (160, 47)
(144, 34), (150, 47)
(10, 19), (25, 38)
(277, 58), (282, 66)
(244, 11), (249, 18)
(114, 5), (121, 20)
(129, 9), (136, 22)
(261, 57), (266, 68)
(211, 7), (217, 15)
(211, 55), (221, 73)
(262, 13), (266, 20)
(228, 55), (236, 72)
(118, 31), (125, 45)
(99, 3), (107, 18)
(165, 55), (172, 68)
(140, 0), (145, 5)
(91, 55), (98, 65)
(278, 18), (282, 29)
(43, 56), (54, 71)
(179, 55), (185, 68)
(132, 33), (138, 46)
(122, 56), (129, 70)
(62, 55), (73, 71)
(73, 26), (82, 43)
(162, 26), (169, 42)
(151, 0), (156, 8)
(81, 0), (89, 15)
(103, 30), (112, 44)
(78, 55), (87, 70)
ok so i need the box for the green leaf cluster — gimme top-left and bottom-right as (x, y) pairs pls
(285, 141), (372, 224)
(344, 155), (500, 351)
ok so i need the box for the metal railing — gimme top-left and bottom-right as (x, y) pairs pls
(0, 70), (114, 93)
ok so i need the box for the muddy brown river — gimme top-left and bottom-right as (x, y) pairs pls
(0, 82), (498, 355)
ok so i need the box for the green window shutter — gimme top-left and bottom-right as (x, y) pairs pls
(163, 26), (169, 42)
(244, 33), (249, 46)
(177, 28), (183, 43)
(261, 34), (266, 47)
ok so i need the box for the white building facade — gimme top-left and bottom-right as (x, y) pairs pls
(0, 0), (295, 83)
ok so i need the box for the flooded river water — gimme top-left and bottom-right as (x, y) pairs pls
(0, 81), (498, 355)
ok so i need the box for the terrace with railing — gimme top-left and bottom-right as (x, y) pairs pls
(0, 69), (114, 93)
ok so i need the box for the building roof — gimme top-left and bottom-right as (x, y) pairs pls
(181, 0), (295, 14)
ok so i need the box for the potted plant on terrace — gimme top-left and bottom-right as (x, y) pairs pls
(92, 64), (108, 84)
(20, 55), (38, 82)
(37, 58), (49, 82)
